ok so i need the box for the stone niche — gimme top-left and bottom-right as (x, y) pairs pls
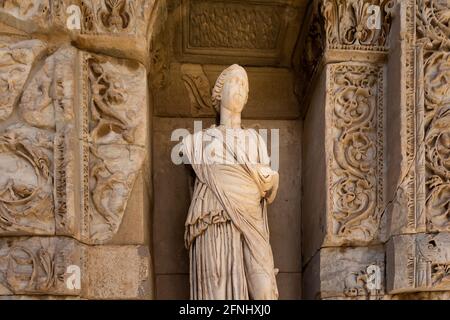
(150, 0), (307, 300)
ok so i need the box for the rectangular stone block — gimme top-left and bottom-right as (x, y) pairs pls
(0, 237), (151, 299)
(0, 37), (148, 246)
(324, 62), (386, 247)
(174, 0), (306, 67)
(0, 237), (82, 296)
(303, 246), (385, 300)
(387, 233), (450, 294)
(0, 0), (158, 65)
(83, 245), (151, 300)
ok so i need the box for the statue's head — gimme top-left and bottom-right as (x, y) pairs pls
(212, 64), (249, 114)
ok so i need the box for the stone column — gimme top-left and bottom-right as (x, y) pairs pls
(0, 0), (161, 299)
(386, 0), (450, 296)
(300, 0), (450, 300)
(298, 0), (394, 299)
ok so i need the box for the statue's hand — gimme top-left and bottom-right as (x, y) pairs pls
(256, 164), (279, 204)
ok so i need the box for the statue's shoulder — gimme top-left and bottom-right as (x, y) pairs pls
(244, 125), (265, 141)
(185, 125), (218, 145)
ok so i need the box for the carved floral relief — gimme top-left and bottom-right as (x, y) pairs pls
(389, 233), (450, 292)
(180, 64), (214, 117)
(327, 63), (384, 244)
(424, 52), (450, 232)
(0, 236), (150, 298)
(417, 0), (450, 50)
(187, 0), (282, 50)
(0, 39), (46, 121)
(0, 237), (80, 295)
(79, 0), (153, 36)
(81, 52), (146, 243)
(321, 0), (395, 50)
(0, 125), (54, 235)
(0, 37), (145, 244)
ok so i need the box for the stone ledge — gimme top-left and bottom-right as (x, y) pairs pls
(0, 237), (152, 299)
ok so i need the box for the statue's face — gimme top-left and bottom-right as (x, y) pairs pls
(220, 69), (249, 114)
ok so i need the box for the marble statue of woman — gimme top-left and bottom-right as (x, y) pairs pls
(180, 64), (279, 300)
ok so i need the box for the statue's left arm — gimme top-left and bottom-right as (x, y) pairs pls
(253, 130), (279, 204)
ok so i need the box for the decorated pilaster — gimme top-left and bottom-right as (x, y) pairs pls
(298, 0), (393, 299)
(0, 0), (162, 299)
(386, 0), (450, 295)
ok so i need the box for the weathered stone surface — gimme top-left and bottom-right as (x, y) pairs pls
(84, 244), (151, 299)
(303, 246), (385, 300)
(0, 38), (46, 121)
(389, 291), (450, 300)
(302, 61), (386, 265)
(321, 0), (395, 52)
(109, 173), (148, 245)
(154, 63), (300, 119)
(0, 124), (54, 235)
(152, 117), (302, 295)
(170, 0), (307, 67)
(0, 38), (147, 245)
(387, 233), (450, 294)
(77, 50), (148, 244)
(0, 0), (160, 65)
(0, 237), (81, 296)
(2, 0), (450, 302)
(385, 1), (450, 236)
(0, 237), (151, 299)
(324, 62), (386, 246)
(0, 0), (52, 32)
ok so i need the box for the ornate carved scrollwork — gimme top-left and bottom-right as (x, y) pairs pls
(424, 52), (450, 231)
(187, 0), (281, 50)
(0, 237), (76, 295)
(82, 52), (146, 243)
(87, 57), (134, 144)
(0, 125), (54, 235)
(417, 0), (450, 50)
(99, 0), (130, 31)
(0, 40), (46, 122)
(327, 63), (384, 244)
(180, 64), (214, 117)
(321, 0), (395, 50)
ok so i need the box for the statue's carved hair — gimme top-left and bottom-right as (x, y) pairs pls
(211, 64), (248, 113)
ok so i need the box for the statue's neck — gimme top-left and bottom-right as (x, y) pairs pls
(220, 107), (241, 129)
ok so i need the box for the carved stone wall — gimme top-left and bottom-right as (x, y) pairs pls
(301, 0), (388, 300)
(301, 0), (450, 300)
(0, 0), (157, 299)
(325, 62), (385, 246)
(1, 0), (449, 300)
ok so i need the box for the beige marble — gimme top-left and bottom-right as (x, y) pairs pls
(0, 236), (150, 299)
(0, 0), (450, 301)
(181, 65), (279, 300)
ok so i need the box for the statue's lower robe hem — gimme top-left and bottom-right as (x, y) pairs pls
(190, 221), (248, 300)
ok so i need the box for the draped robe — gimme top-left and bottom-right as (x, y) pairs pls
(181, 125), (279, 300)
